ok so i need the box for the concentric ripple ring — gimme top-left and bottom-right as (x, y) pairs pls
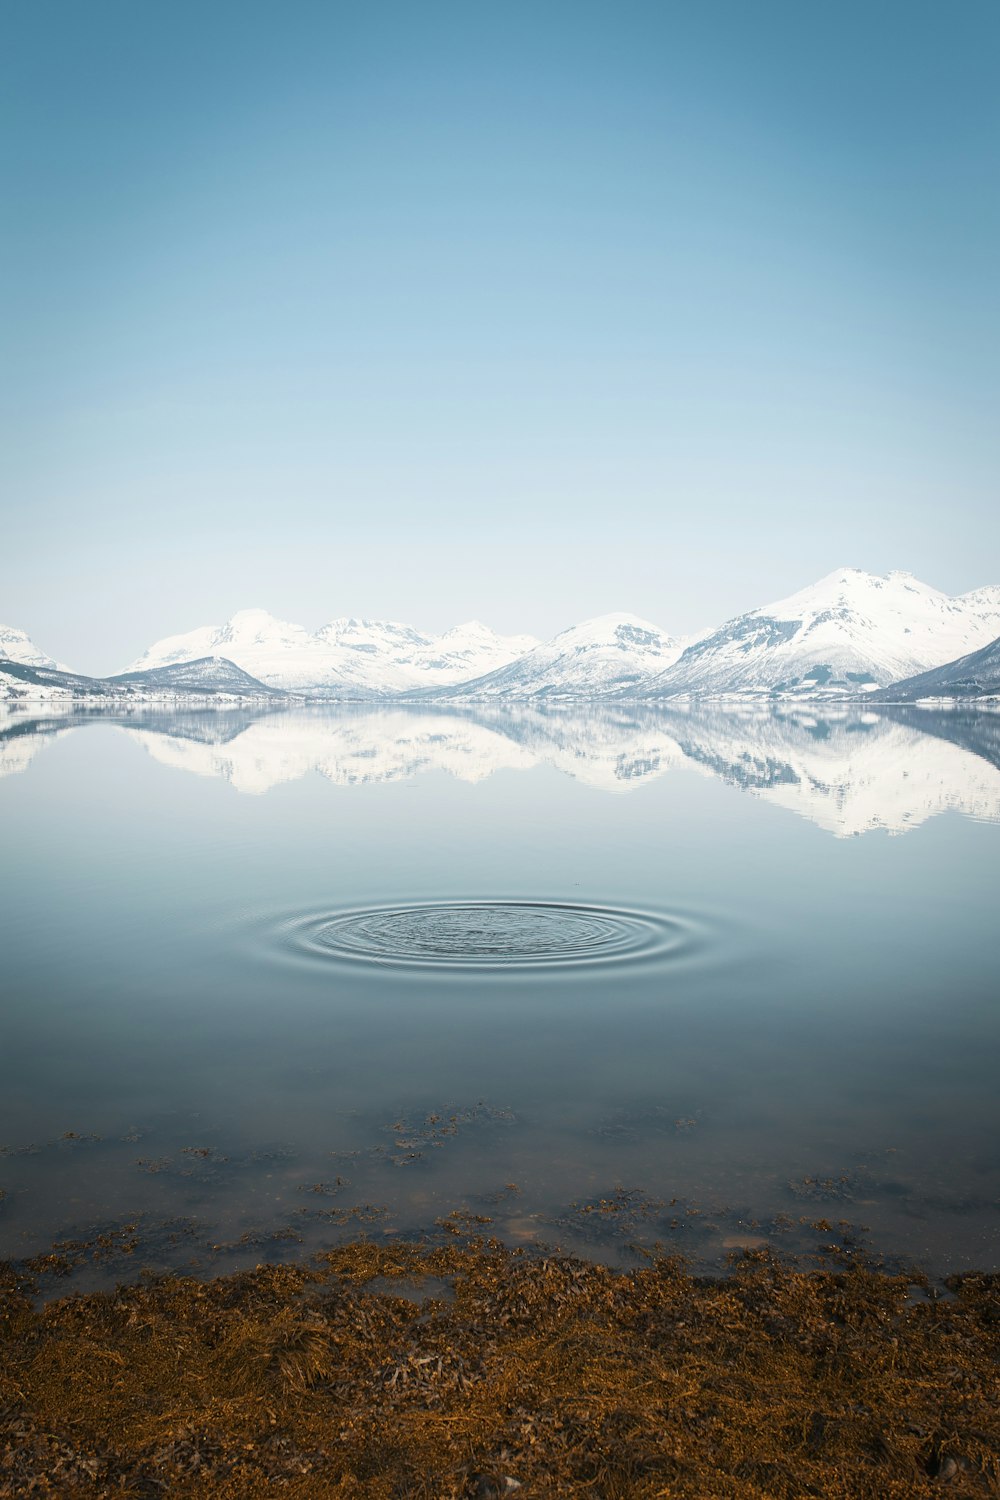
(275, 901), (698, 972)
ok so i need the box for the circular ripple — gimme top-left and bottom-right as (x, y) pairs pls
(277, 901), (696, 972)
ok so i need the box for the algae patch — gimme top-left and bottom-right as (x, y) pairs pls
(1, 1239), (998, 1497)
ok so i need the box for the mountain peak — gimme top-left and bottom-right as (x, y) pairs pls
(443, 619), (494, 638)
(765, 568), (947, 622)
(227, 607), (284, 626)
(643, 569), (1000, 699)
(553, 613), (675, 649)
(808, 566), (921, 590)
(0, 623), (69, 672)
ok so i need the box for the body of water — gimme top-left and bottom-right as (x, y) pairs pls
(1, 702), (998, 1283)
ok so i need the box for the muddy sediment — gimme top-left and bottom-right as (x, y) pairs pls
(1, 1234), (998, 1498)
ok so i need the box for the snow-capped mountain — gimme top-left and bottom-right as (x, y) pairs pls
(872, 632), (1000, 702)
(435, 614), (685, 699)
(123, 611), (330, 688)
(122, 610), (539, 694)
(0, 624), (68, 671)
(315, 617), (539, 690)
(636, 570), (1000, 698)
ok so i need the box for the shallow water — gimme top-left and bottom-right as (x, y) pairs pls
(0, 701), (998, 1282)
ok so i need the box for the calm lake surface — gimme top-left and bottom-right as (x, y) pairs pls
(1, 702), (998, 1283)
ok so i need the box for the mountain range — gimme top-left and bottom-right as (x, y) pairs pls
(3, 568), (1000, 703)
(121, 610), (539, 693)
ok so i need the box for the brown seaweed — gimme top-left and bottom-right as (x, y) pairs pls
(1, 1235), (998, 1497)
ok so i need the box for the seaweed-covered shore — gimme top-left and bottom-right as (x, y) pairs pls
(1, 1236), (998, 1498)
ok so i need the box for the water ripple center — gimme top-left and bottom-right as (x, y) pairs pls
(276, 900), (696, 972)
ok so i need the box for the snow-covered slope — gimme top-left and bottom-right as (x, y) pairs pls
(122, 611), (539, 694)
(637, 570), (1000, 698)
(0, 624), (70, 672)
(872, 632), (1000, 702)
(958, 584), (1000, 616)
(436, 614), (685, 699)
(409, 620), (540, 685)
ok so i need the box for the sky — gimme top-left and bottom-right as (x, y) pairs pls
(2, 0), (998, 674)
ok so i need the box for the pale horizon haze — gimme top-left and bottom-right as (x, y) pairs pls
(2, 1), (998, 675)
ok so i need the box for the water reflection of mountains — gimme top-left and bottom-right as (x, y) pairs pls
(3, 701), (999, 837)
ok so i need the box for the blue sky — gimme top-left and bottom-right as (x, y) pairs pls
(2, 0), (998, 672)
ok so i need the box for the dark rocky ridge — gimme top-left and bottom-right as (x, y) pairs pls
(0, 655), (290, 700)
(871, 633), (1000, 702)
